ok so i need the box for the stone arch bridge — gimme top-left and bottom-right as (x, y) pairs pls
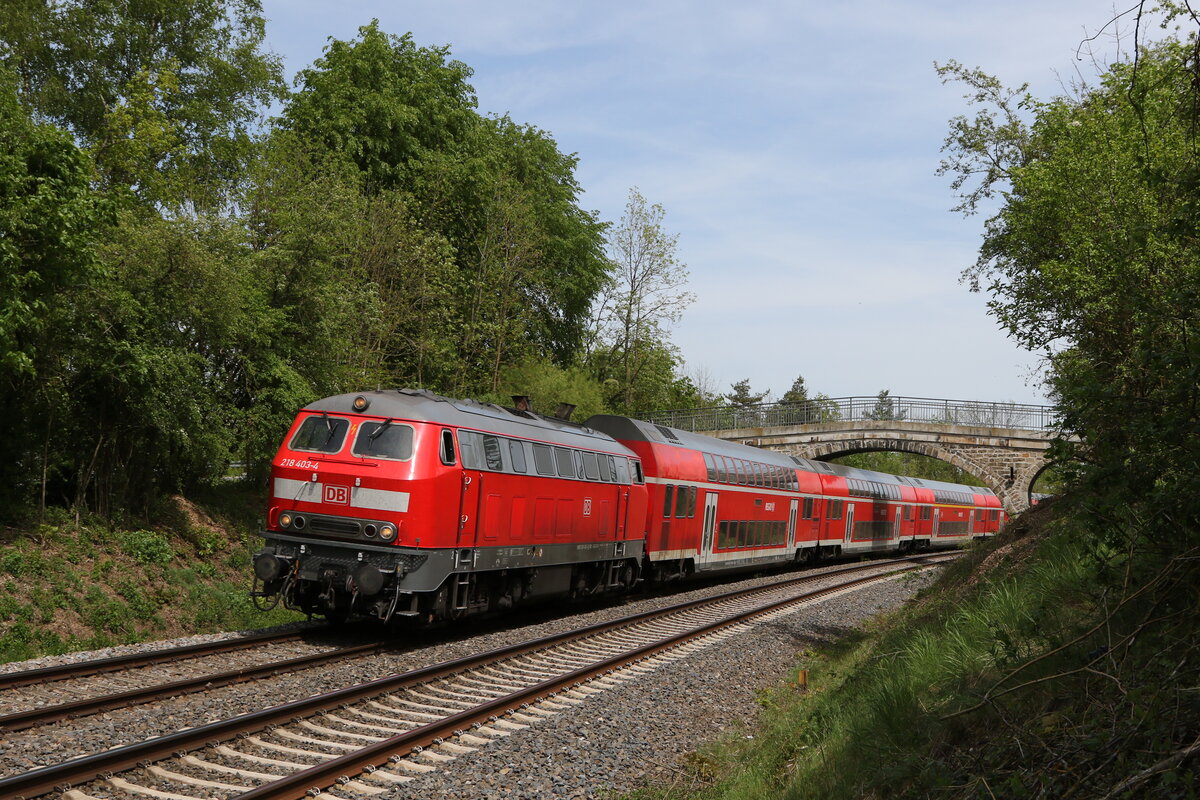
(641, 397), (1059, 514)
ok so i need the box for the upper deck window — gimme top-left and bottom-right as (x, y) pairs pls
(290, 415), (350, 454)
(351, 421), (414, 461)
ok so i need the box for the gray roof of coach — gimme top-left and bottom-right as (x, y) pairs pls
(585, 414), (803, 470)
(305, 390), (630, 453)
(584, 414), (993, 496)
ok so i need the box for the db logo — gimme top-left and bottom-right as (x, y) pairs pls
(324, 485), (350, 505)
(582, 498), (592, 517)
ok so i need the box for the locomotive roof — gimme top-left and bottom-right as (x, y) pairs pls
(304, 390), (632, 454)
(585, 414), (994, 497)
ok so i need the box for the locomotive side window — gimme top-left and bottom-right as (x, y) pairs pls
(663, 485), (675, 517)
(532, 444), (555, 476)
(351, 420), (415, 461)
(597, 455), (612, 482)
(290, 415), (350, 454)
(440, 429), (457, 465)
(458, 431), (482, 469)
(482, 435), (504, 471)
(632, 461), (645, 484)
(554, 447), (575, 478)
(508, 439), (527, 473)
(614, 457), (630, 484)
(582, 451), (601, 480)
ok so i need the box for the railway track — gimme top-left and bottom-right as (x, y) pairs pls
(0, 626), (375, 732)
(1, 553), (954, 800)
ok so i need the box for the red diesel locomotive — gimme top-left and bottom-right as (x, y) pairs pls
(252, 389), (1005, 623)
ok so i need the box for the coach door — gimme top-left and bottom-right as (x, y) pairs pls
(844, 504), (855, 543)
(697, 492), (719, 566)
(787, 499), (799, 547)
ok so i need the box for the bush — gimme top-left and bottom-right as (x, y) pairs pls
(118, 529), (174, 565)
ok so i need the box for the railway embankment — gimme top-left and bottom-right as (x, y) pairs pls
(0, 487), (301, 664)
(629, 496), (1200, 799)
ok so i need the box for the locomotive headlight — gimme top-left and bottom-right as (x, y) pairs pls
(278, 512), (293, 528)
(353, 395), (370, 411)
(292, 515), (306, 530)
(379, 524), (396, 541)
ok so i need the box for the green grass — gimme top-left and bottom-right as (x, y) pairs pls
(0, 485), (304, 664)
(628, 500), (1200, 799)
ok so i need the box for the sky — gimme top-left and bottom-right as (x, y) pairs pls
(260, 1), (1138, 407)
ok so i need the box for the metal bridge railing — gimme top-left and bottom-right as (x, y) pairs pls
(638, 396), (1057, 433)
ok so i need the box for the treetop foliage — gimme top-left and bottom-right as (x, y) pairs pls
(0, 9), (700, 516)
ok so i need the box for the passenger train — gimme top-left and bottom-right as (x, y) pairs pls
(252, 389), (1005, 623)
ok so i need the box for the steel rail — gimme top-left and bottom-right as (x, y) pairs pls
(0, 641), (385, 732)
(0, 628), (319, 691)
(0, 554), (952, 800)
(238, 561), (946, 800)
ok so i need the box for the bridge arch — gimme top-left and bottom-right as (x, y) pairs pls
(640, 396), (1061, 515)
(790, 438), (1021, 512)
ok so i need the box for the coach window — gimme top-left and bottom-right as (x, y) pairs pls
(802, 498), (814, 519)
(829, 500), (843, 520)
(481, 435), (504, 471)
(733, 461), (745, 485)
(687, 486), (698, 518)
(663, 485), (675, 517)
(920, 506), (932, 521)
(904, 505), (912, 520)
(582, 451), (601, 480)
(291, 415), (350, 454)
(532, 444), (555, 476)
(674, 484), (689, 518)
(508, 439), (527, 473)
(716, 457), (729, 483)
(753, 463), (765, 487)
(704, 453), (717, 481)
(440, 429), (457, 466)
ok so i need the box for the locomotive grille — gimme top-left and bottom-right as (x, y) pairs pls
(309, 517), (361, 536)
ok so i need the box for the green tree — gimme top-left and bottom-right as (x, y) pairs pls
(589, 187), (694, 411)
(864, 388), (904, 420)
(724, 378), (767, 408)
(939, 37), (1200, 549)
(282, 21), (476, 195)
(779, 374), (809, 405)
(282, 25), (608, 385)
(1, 0), (284, 210)
(0, 70), (109, 513)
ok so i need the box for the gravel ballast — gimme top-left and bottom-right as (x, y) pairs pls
(0, 560), (939, 796)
